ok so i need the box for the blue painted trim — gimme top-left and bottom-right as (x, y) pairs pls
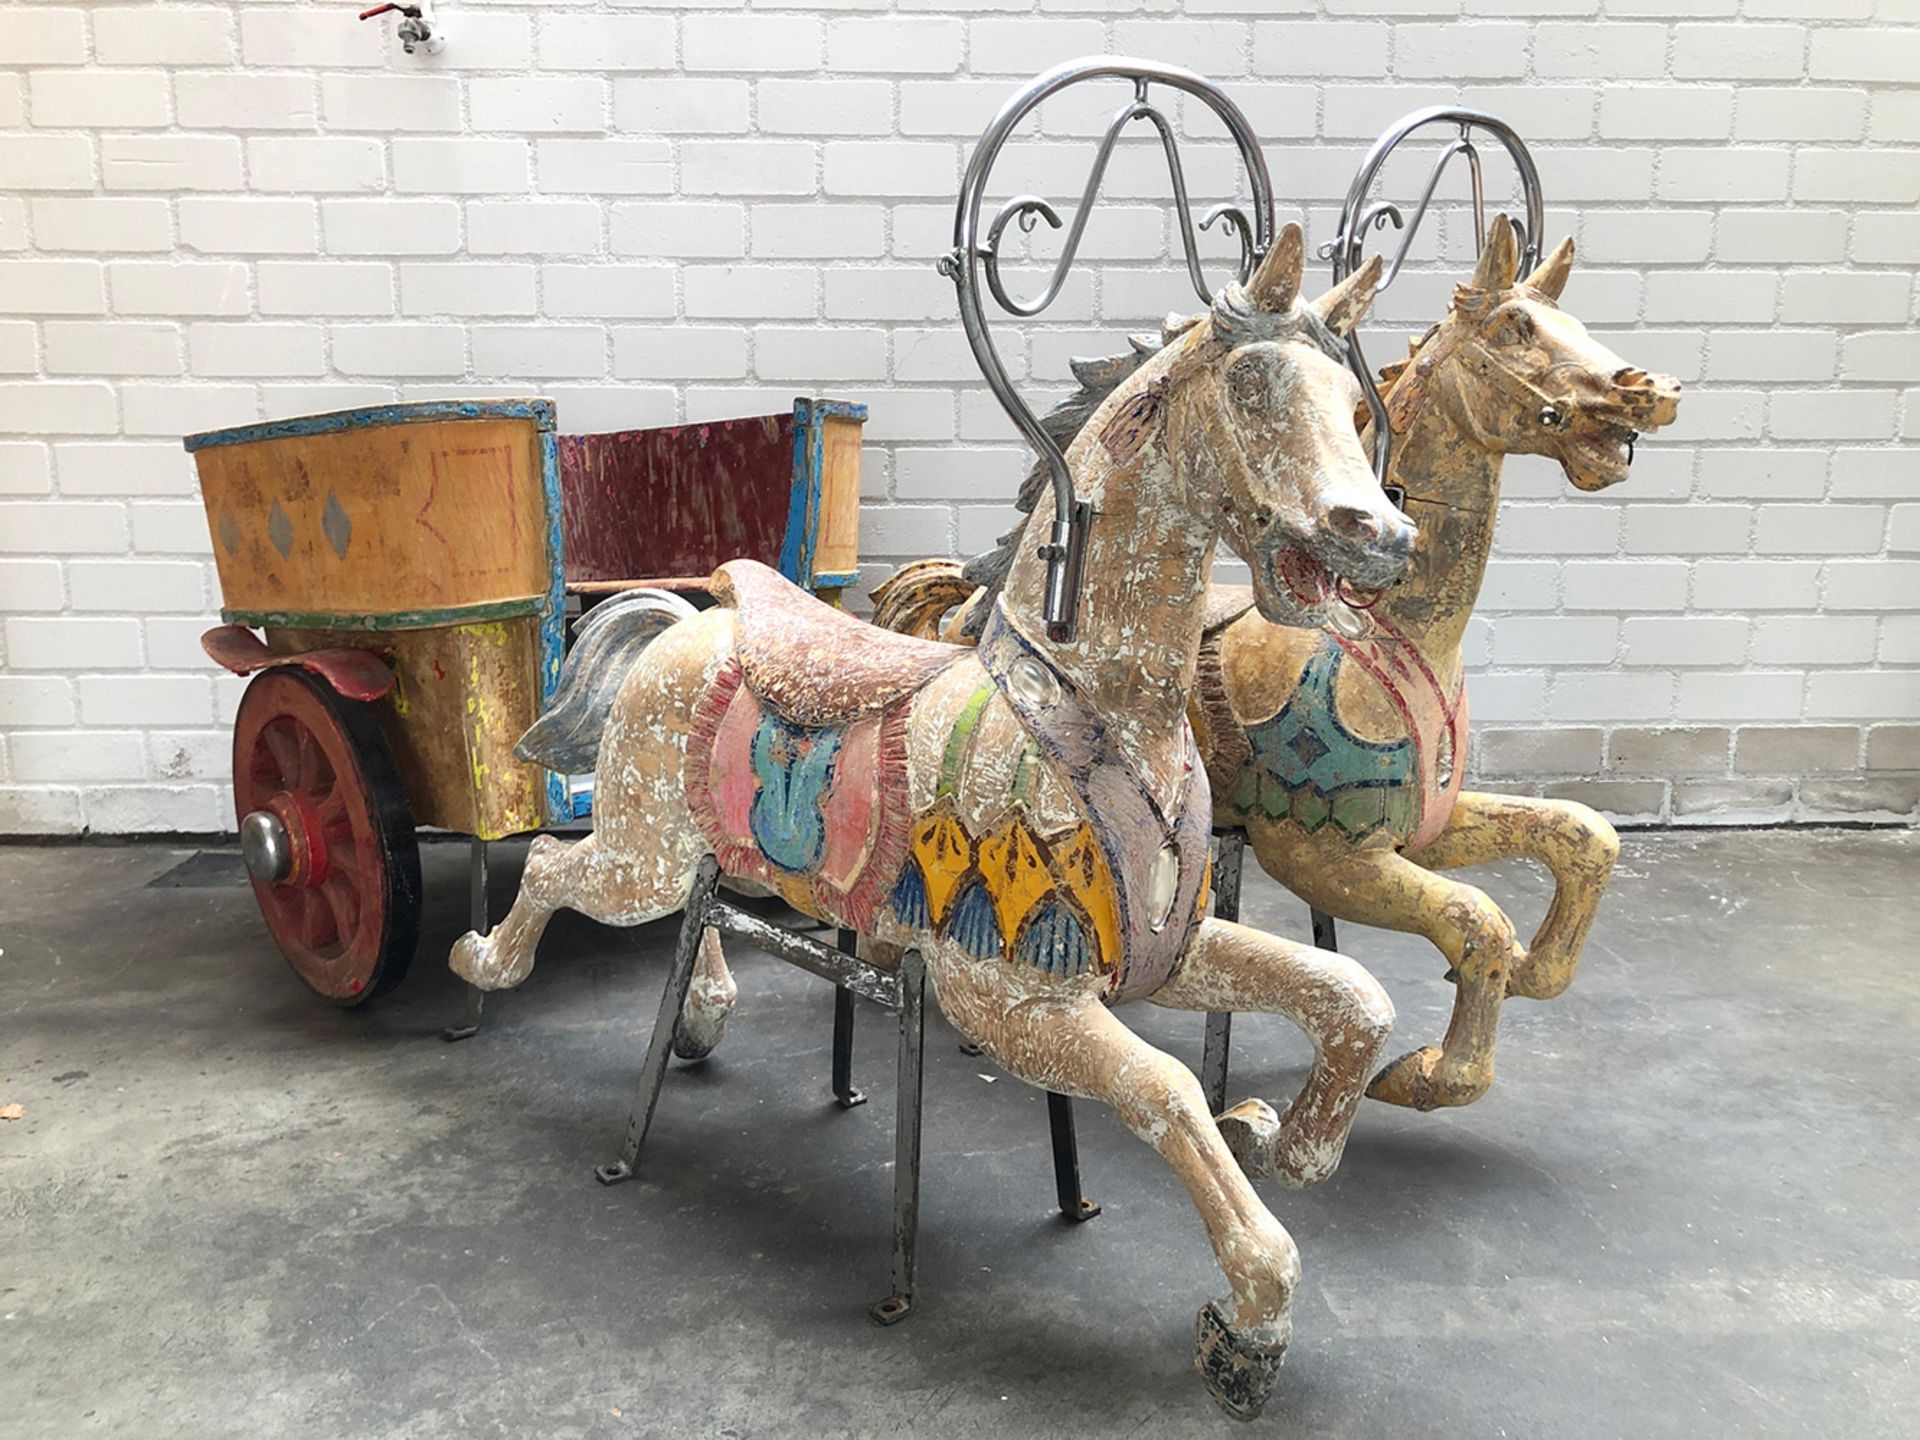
(776, 397), (869, 591)
(183, 397), (558, 453)
(571, 788), (595, 820)
(777, 398), (819, 586)
(535, 425), (571, 826)
(810, 569), (861, 589)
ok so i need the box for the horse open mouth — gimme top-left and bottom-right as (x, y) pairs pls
(1268, 543), (1334, 614)
(1563, 422), (1640, 491)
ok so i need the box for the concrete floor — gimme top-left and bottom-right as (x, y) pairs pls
(2, 830), (1916, 1438)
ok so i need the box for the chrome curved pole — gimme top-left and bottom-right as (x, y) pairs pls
(1324, 107), (1545, 487)
(939, 57), (1275, 643)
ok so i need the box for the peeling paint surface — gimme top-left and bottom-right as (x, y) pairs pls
(450, 229), (1411, 1417)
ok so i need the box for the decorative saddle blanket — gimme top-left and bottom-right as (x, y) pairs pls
(1225, 620), (1467, 853)
(684, 658), (915, 931)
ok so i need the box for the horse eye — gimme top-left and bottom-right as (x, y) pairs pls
(1228, 362), (1268, 412)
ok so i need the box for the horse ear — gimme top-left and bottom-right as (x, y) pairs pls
(1161, 310), (1204, 343)
(1309, 252), (1384, 339)
(1522, 235), (1575, 302)
(1245, 222), (1305, 313)
(1469, 213), (1519, 292)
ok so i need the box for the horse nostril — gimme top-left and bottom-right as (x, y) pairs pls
(1325, 504), (1381, 543)
(1613, 367), (1647, 387)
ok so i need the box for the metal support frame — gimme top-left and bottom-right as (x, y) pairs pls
(1200, 829), (1246, 1115)
(1199, 828), (1342, 1112)
(1047, 1091), (1101, 1223)
(442, 837), (488, 1042)
(597, 858), (929, 1325)
(939, 57), (1276, 643)
(831, 929), (866, 1110)
(1322, 107), (1545, 489)
(832, 941), (1098, 1223)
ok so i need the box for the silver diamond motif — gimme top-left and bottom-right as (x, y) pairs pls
(321, 491), (352, 560)
(217, 513), (240, 555)
(266, 500), (293, 559)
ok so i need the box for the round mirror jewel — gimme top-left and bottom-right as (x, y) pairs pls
(1324, 596), (1372, 640)
(1007, 654), (1060, 709)
(1147, 842), (1180, 931)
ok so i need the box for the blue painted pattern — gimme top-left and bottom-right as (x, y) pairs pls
(890, 859), (931, 930)
(747, 712), (843, 872)
(1230, 638), (1417, 840)
(948, 879), (1003, 960)
(1016, 901), (1092, 978)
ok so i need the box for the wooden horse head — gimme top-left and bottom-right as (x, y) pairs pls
(1383, 214), (1683, 492)
(1161, 224), (1416, 628)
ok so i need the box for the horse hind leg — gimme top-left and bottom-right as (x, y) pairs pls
(450, 830), (702, 990)
(671, 926), (736, 1061)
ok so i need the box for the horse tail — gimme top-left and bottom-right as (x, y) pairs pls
(515, 589), (699, 774)
(869, 559), (980, 641)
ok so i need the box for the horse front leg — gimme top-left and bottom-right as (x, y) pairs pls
(1409, 791), (1619, 1001)
(1148, 917), (1393, 1188)
(1244, 816), (1522, 1111)
(924, 943), (1300, 1421)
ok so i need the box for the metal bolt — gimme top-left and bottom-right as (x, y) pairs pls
(240, 810), (292, 884)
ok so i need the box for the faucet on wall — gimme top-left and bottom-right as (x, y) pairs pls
(359, 2), (447, 57)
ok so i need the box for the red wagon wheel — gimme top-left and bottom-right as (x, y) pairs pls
(232, 668), (422, 1005)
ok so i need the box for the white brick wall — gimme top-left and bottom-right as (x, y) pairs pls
(0, 3), (1916, 833)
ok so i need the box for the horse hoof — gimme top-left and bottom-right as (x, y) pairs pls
(449, 930), (489, 987)
(1216, 1098), (1282, 1179)
(1194, 1301), (1285, 1422)
(1368, 1047), (1490, 1110)
(1366, 1046), (1443, 1110)
(671, 977), (735, 1062)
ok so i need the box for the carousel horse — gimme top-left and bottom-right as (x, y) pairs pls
(873, 216), (1682, 1113)
(451, 227), (1417, 1418)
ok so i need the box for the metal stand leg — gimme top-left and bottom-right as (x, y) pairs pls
(1200, 829), (1246, 1113)
(870, 947), (925, 1326)
(1310, 906), (1339, 953)
(596, 857), (721, 1186)
(1046, 1091), (1101, 1222)
(831, 935), (867, 1107)
(443, 838), (489, 1042)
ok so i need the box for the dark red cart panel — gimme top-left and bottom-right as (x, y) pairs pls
(559, 412), (796, 587)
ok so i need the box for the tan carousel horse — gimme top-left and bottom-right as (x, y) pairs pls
(450, 227), (1416, 1417)
(875, 215), (1682, 1113)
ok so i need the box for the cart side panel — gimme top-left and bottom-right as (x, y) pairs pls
(560, 413), (795, 586)
(809, 412), (865, 588)
(270, 617), (548, 841)
(194, 416), (551, 624)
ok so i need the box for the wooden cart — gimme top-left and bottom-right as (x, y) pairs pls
(186, 396), (866, 1005)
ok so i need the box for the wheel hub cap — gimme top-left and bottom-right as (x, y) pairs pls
(240, 809), (292, 883)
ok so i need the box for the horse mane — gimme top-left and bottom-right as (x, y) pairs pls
(956, 330), (1165, 636)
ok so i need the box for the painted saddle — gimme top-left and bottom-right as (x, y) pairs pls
(683, 562), (1211, 1002)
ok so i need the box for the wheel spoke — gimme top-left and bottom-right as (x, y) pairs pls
(261, 720), (300, 788)
(303, 888), (339, 951)
(321, 877), (360, 947)
(296, 727), (323, 792)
